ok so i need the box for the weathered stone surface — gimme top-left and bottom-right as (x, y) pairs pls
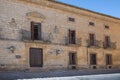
(0, 0), (120, 70)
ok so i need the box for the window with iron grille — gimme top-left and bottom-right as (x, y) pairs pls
(31, 22), (41, 40)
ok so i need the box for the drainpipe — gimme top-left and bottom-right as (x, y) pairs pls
(86, 43), (89, 69)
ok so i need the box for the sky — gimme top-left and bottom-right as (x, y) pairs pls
(57, 0), (120, 18)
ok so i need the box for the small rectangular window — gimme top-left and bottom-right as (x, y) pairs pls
(68, 17), (75, 22)
(105, 25), (109, 29)
(89, 22), (94, 26)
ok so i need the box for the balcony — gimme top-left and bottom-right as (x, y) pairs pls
(103, 42), (116, 49)
(21, 29), (51, 43)
(86, 39), (102, 48)
(64, 36), (81, 46)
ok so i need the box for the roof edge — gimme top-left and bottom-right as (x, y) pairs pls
(50, 0), (120, 20)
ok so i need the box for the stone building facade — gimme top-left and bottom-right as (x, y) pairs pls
(0, 0), (120, 71)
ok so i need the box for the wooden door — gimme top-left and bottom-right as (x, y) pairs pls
(90, 54), (97, 65)
(69, 53), (77, 65)
(106, 54), (112, 65)
(30, 48), (43, 67)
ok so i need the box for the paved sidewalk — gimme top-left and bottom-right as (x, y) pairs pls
(18, 73), (120, 80)
(0, 69), (120, 80)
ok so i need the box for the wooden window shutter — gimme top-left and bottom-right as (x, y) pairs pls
(69, 53), (72, 65)
(69, 30), (76, 44)
(106, 54), (112, 65)
(38, 23), (41, 40)
(69, 29), (71, 44)
(89, 34), (95, 45)
(31, 22), (34, 40)
(105, 36), (110, 47)
(108, 36), (110, 44)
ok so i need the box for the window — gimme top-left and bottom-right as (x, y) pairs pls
(90, 54), (97, 65)
(89, 34), (95, 46)
(69, 30), (76, 44)
(104, 36), (110, 47)
(105, 25), (109, 29)
(68, 17), (75, 22)
(31, 22), (41, 40)
(89, 22), (94, 26)
(106, 54), (112, 65)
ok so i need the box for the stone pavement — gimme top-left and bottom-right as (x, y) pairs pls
(0, 69), (120, 80)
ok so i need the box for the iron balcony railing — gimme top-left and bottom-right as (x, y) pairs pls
(21, 29), (51, 43)
(64, 36), (82, 46)
(21, 29), (117, 49)
(86, 39), (102, 48)
(103, 42), (116, 49)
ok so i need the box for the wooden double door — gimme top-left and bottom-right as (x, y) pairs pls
(30, 48), (43, 67)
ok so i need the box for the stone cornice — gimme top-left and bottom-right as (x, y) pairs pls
(16, 0), (120, 24)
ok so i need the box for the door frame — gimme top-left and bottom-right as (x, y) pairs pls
(29, 48), (43, 67)
(89, 53), (97, 65)
(106, 54), (112, 65)
(68, 52), (77, 65)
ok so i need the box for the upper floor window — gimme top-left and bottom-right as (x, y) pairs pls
(69, 30), (76, 44)
(68, 17), (75, 22)
(31, 22), (41, 40)
(105, 25), (109, 29)
(104, 36), (110, 47)
(89, 33), (95, 46)
(89, 22), (95, 26)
